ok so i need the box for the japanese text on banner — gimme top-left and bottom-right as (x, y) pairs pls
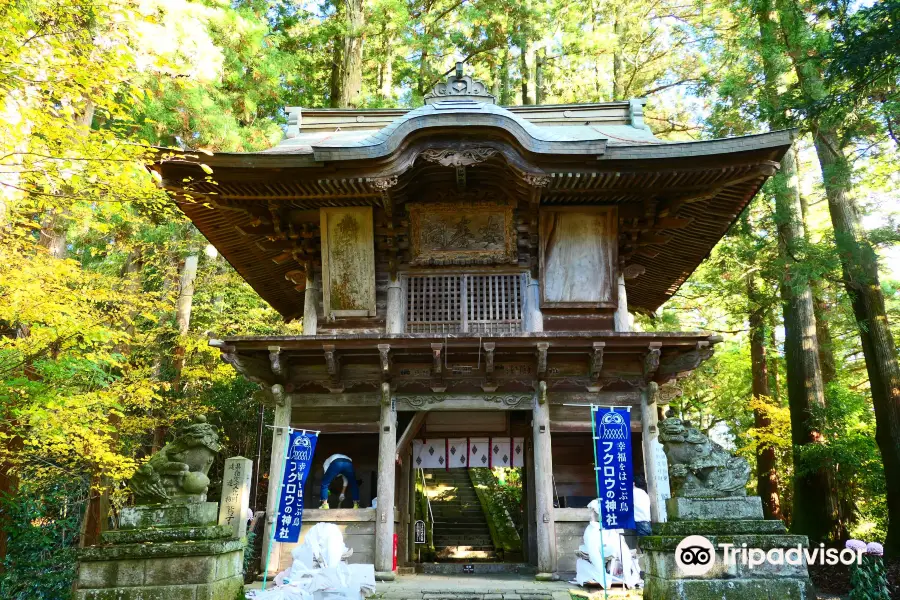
(274, 430), (318, 543)
(593, 407), (635, 530)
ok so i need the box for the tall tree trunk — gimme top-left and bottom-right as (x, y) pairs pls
(329, 36), (343, 108)
(535, 48), (546, 105)
(755, 0), (839, 542)
(797, 177), (838, 387)
(171, 250), (199, 393)
(500, 50), (512, 105)
(418, 39), (429, 98)
(338, 0), (365, 108)
(612, 3), (626, 100)
(0, 432), (22, 569)
(776, 0), (900, 554)
(748, 277), (782, 520)
(38, 210), (68, 258)
(520, 39), (533, 105)
(379, 24), (393, 101)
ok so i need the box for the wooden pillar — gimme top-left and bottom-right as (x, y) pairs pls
(386, 276), (403, 333)
(375, 382), (396, 577)
(303, 275), (318, 335)
(524, 436), (538, 564)
(532, 381), (557, 576)
(262, 385), (291, 575)
(614, 272), (630, 332)
(398, 444), (411, 568)
(406, 448), (417, 563)
(524, 276), (544, 332)
(641, 382), (663, 522)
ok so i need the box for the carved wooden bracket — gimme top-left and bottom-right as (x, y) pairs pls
(523, 173), (551, 188)
(644, 343), (662, 378)
(377, 344), (392, 381)
(588, 342), (606, 391)
(657, 382), (683, 405)
(323, 344), (344, 393)
(536, 343), (549, 380)
(656, 340), (714, 383)
(482, 342), (497, 392)
(431, 343), (446, 392)
(268, 346), (283, 377)
(538, 380), (548, 405)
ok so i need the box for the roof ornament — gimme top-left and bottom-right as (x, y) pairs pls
(424, 61), (496, 105)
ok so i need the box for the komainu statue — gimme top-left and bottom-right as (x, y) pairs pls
(129, 416), (222, 504)
(658, 417), (750, 498)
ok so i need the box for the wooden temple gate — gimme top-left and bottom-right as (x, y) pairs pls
(155, 65), (792, 577)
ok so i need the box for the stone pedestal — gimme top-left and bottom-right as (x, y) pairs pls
(641, 497), (815, 600)
(75, 503), (245, 600)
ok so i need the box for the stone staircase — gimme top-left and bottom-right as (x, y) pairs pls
(425, 469), (497, 561)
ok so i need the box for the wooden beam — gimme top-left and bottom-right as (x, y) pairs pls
(396, 412), (427, 461)
(394, 393), (534, 412)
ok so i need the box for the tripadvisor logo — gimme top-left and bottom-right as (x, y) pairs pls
(675, 535), (716, 576)
(675, 535), (865, 575)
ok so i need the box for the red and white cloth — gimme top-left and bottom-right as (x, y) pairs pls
(413, 437), (525, 470)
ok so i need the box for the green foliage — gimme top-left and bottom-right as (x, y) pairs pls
(468, 467), (522, 557)
(849, 554), (891, 600)
(0, 477), (87, 600)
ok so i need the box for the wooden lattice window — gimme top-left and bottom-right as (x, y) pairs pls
(405, 273), (525, 333)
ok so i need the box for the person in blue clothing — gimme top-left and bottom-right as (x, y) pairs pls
(319, 453), (360, 509)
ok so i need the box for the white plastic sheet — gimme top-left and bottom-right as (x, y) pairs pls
(574, 499), (642, 590)
(249, 523), (376, 600)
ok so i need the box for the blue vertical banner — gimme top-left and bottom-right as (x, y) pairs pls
(274, 430), (318, 543)
(592, 407), (635, 530)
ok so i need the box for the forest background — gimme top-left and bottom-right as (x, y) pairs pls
(1, 0), (898, 598)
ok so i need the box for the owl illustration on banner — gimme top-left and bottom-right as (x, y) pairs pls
(599, 410), (628, 440)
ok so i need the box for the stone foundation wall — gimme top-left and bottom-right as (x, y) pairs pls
(75, 503), (245, 600)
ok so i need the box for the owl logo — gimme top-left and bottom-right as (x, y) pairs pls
(599, 411), (628, 440)
(293, 435), (312, 449)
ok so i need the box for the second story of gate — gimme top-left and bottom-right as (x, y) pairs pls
(152, 65), (792, 335)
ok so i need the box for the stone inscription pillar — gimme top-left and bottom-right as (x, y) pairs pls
(532, 382), (557, 576)
(219, 456), (253, 539)
(374, 382), (396, 577)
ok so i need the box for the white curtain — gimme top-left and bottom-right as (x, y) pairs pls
(413, 437), (525, 469)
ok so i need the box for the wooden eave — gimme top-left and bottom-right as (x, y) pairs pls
(214, 331), (719, 396)
(153, 129), (793, 319)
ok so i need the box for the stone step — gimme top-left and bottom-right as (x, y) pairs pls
(419, 562), (537, 575)
(434, 536), (493, 544)
(434, 547), (498, 560)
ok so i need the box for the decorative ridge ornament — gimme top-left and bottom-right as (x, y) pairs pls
(419, 147), (497, 167)
(424, 62), (496, 105)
